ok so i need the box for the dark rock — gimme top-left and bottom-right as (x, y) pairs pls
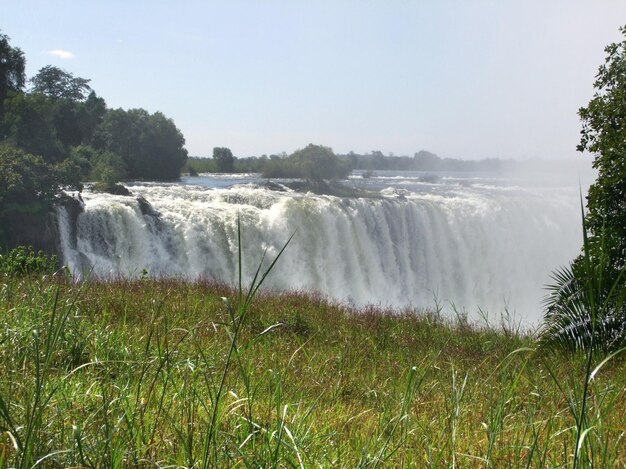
(2, 193), (84, 266)
(92, 182), (132, 196)
(262, 181), (290, 192)
(136, 196), (160, 218)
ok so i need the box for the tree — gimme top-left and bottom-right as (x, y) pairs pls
(577, 25), (626, 269)
(0, 31), (25, 101)
(413, 150), (441, 170)
(4, 63), (104, 159)
(261, 144), (352, 180)
(144, 111), (188, 179)
(30, 66), (91, 101)
(213, 147), (234, 173)
(0, 31), (26, 132)
(541, 26), (626, 353)
(78, 91), (107, 144)
(3, 92), (66, 162)
(0, 144), (82, 247)
(29, 67), (93, 148)
(370, 150), (387, 170)
(290, 144), (350, 181)
(0, 144), (79, 214)
(97, 108), (187, 180)
(70, 144), (127, 184)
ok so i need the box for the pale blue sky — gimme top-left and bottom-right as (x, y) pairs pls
(3, 1), (626, 159)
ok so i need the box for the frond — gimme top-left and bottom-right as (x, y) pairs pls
(540, 262), (626, 353)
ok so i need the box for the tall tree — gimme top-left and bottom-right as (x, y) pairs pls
(0, 31), (26, 133)
(578, 25), (626, 269)
(78, 91), (107, 144)
(213, 147), (234, 173)
(98, 108), (187, 180)
(541, 25), (626, 353)
(6, 66), (101, 158)
(3, 92), (66, 162)
(290, 144), (350, 181)
(144, 111), (188, 179)
(30, 66), (91, 101)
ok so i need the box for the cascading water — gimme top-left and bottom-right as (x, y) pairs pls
(57, 171), (587, 324)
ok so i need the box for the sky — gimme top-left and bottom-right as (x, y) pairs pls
(3, 1), (626, 160)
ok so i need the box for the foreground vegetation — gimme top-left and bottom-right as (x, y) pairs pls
(0, 273), (624, 467)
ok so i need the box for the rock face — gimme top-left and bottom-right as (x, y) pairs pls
(92, 182), (132, 196)
(136, 195), (159, 218)
(4, 210), (58, 254)
(3, 194), (84, 261)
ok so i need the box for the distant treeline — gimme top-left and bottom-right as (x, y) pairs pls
(342, 150), (511, 172)
(185, 148), (512, 176)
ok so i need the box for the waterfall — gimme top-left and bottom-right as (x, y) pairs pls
(57, 180), (582, 323)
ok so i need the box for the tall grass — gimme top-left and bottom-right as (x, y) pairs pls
(541, 199), (626, 468)
(198, 218), (293, 467)
(0, 245), (624, 465)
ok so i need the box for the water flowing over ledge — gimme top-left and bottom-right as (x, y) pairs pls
(57, 174), (584, 324)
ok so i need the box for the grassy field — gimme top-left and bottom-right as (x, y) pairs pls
(0, 275), (624, 468)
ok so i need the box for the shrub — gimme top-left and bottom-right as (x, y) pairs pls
(0, 246), (58, 276)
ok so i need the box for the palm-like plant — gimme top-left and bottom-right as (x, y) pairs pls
(540, 203), (626, 353)
(541, 261), (625, 353)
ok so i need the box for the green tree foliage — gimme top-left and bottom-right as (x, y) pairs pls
(3, 92), (66, 162)
(0, 145), (81, 243)
(4, 67), (105, 163)
(145, 111), (188, 179)
(341, 149), (505, 172)
(413, 150), (442, 169)
(30, 65), (91, 101)
(0, 145), (80, 207)
(27, 67), (102, 151)
(70, 144), (126, 184)
(577, 26), (626, 269)
(542, 26), (626, 353)
(97, 108), (188, 180)
(3, 39), (187, 184)
(183, 156), (217, 174)
(0, 146), (56, 208)
(0, 31), (25, 122)
(291, 144), (350, 180)
(79, 91), (106, 144)
(213, 146), (235, 173)
(263, 144), (351, 180)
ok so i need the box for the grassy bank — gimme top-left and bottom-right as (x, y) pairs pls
(0, 275), (624, 467)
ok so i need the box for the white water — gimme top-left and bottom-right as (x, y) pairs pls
(58, 168), (592, 324)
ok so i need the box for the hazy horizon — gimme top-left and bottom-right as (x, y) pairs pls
(4, 1), (626, 160)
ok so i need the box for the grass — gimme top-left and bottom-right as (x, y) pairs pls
(0, 274), (624, 467)
(540, 199), (626, 469)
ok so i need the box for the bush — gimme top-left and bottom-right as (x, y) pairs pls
(0, 246), (58, 276)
